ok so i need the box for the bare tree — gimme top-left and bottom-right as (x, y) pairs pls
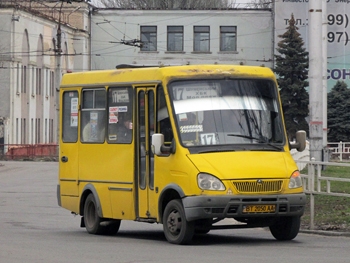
(100, 0), (235, 9)
(249, 0), (272, 9)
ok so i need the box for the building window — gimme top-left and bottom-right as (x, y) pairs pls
(21, 118), (26, 144)
(194, 26), (210, 52)
(31, 118), (34, 144)
(21, 65), (27, 93)
(36, 68), (42, 95)
(45, 118), (48, 143)
(16, 118), (19, 144)
(167, 26), (183, 52)
(141, 26), (157, 51)
(16, 64), (20, 94)
(45, 69), (49, 97)
(220, 26), (237, 51)
(32, 67), (35, 96)
(49, 119), (54, 143)
(50, 71), (54, 97)
(35, 118), (41, 143)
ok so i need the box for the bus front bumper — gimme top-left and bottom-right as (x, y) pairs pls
(182, 193), (306, 222)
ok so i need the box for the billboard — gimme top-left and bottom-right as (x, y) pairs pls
(275, 0), (350, 91)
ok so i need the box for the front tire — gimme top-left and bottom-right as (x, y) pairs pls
(163, 199), (195, 244)
(269, 216), (301, 241)
(83, 193), (105, 235)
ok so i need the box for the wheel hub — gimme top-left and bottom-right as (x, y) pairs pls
(167, 210), (181, 234)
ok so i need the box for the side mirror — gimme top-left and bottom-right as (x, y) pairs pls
(151, 133), (175, 156)
(290, 130), (306, 152)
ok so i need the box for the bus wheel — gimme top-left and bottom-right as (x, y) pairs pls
(84, 194), (105, 235)
(269, 216), (301, 241)
(163, 199), (194, 244)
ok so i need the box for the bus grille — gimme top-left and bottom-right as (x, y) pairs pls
(232, 180), (283, 193)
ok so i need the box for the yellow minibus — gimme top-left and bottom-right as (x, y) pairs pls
(57, 64), (306, 244)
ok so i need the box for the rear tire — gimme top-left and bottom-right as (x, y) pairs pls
(83, 194), (105, 235)
(163, 199), (195, 244)
(269, 216), (301, 241)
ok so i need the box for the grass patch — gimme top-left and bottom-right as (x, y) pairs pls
(301, 164), (350, 231)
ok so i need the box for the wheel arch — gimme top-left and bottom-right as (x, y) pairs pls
(158, 184), (185, 223)
(79, 184), (103, 218)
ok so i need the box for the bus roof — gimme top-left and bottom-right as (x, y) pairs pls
(60, 64), (276, 88)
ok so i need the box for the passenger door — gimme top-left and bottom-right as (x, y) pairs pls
(136, 87), (156, 219)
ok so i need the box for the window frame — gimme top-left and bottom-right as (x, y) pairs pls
(62, 91), (79, 143)
(193, 26), (210, 52)
(220, 26), (237, 52)
(107, 86), (133, 144)
(140, 26), (157, 52)
(167, 26), (184, 52)
(80, 88), (107, 143)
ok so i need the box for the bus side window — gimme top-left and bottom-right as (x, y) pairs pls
(157, 86), (173, 143)
(81, 89), (106, 143)
(62, 91), (78, 142)
(107, 87), (133, 144)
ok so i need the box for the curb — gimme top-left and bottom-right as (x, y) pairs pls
(300, 229), (350, 237)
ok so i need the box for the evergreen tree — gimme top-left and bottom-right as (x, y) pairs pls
(274, 13), (309, 139)
(327, 81), (350, 142)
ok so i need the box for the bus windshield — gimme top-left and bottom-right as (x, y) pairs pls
(169, 79), (285, 148)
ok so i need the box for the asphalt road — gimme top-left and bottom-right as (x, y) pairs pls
(1, 161), (350, 263)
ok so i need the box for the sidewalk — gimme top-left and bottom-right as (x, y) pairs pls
(300, 229), (350, 237)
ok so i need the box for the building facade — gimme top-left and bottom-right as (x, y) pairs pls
(90, 9), (273, 69)
(0, 1), (90, 151)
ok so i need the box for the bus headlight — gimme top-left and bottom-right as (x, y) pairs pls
(197, 173), (225, 191)
(289, 171), (303, 189)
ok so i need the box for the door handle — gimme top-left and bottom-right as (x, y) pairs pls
(61, 156), (68, 162)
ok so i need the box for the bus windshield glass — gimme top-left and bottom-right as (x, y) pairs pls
(169, 79), (285, 148)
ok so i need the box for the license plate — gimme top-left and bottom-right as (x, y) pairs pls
(243, 205), (276, 213)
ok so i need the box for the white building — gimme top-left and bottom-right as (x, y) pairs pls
(0, 1), (90, 151)
(90, 9), (273, 69)
(0, 3), (274, 156)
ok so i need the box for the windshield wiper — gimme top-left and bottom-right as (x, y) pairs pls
(251, 143), (283, 151)
(227, 134), (283, 151)
(227, 133), (265, 142)
(197, 148), (236, 154)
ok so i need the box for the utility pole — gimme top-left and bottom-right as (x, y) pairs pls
(308, 0), (324, 161)
(55, 1), (64, 149)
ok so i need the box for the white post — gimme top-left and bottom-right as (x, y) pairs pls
(308, 0), (324, 161)
(322, 0), (328, 149)
(309, 157), (316, 230)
